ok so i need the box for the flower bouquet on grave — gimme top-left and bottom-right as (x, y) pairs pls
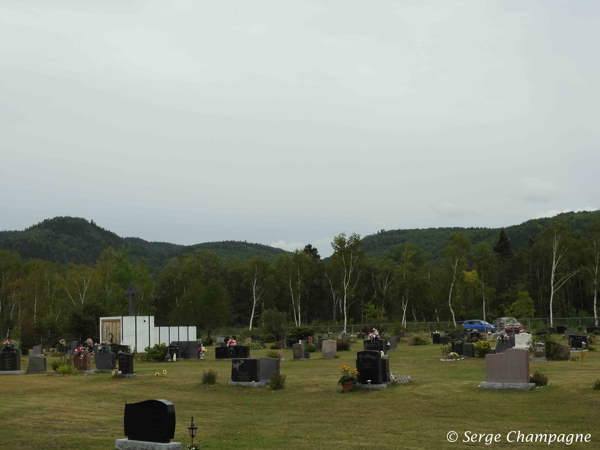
(74, 347), (88, 359)
(2, 340), (13, 349)
(338, 365), (359, 389)
(227, 339), (237, 347)
(368, 328), (380, 340)
(98, 341), (112, 353)
(198, 346), (206, 360)
(496, 331), (509, 343)
(447, 352), (460, 360)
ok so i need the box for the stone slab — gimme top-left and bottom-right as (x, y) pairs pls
(389, 375), (412, 384)
(0, 370), (25, 375)
(115, 439), (181, 450)
(227, 381), (266, 388)
(354, 382), (388, 390)
(321, 339), (336, 359)
(478, 382), (536, 391)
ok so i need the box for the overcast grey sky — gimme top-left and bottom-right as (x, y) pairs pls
(1, 1), (598, 257)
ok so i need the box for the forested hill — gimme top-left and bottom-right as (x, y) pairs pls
(0, 217), (288, 270)
(362, 210), (600, 261)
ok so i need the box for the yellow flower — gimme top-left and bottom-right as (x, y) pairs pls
(155, 372), (160, 376)
(111, 371), (116, 376)
(163, 369), (167, 375)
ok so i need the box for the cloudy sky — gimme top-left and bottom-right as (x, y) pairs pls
(1, 0), (598, 256)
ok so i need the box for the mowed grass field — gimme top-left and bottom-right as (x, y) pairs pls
(1, 340), (599, 450)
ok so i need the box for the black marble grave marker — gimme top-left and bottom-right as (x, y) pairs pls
(363, 339), (387, 353)
(215, 346), (228, 359)
(569, 335), (588, 349)
(124, 399), (175, 443)
(451, 339), (464, 356)
(95, 352), (116, 370)
(233, 345), (250, 358)
(0, 347), (19, 371)
(231, 358), (260, 382)
(118, 353), (134, 374)
(356, 350), (383, 385)
(432, 333), (441, 344)
(556, 325), (567, 334)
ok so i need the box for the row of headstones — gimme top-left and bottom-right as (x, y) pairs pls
(230, 357), (281, 383)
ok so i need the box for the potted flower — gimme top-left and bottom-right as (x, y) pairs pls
(338, 365), (359, 392)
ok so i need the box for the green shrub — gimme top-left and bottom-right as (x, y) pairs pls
(336, 340), (351, 351)
(244, 342), (262, 350)
(473, 340), (493, 357)
(143, 343), (168, 362)
(392, 324), (405, 336)
(447, 332), (456, 339)
(57, 363), (78, 375)
(202, 369), (217, 384)
(305, 344), (316, 352)
(410, 336), (429, 346)
(594, 330), (600, 336)
(269, 344), (280, 350)
(440, 344), (450, 359)
(263, 333), (276, 343)
(269, 370), (286, 390)
(534, 335), (566, 361)
(289, 326), (314, 340)
(576, 325), (585, 333)
(237, 328), (253, 342)
(51, 360), (61, 372)
(530, 371), (548, 387)
(266, 350), (281, 359)
(593, 379), (600, 390)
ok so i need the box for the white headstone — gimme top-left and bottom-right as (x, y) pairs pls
(514, 333), (531, 349)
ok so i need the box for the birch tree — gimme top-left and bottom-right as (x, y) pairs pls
(585, 221), (600, 326)
(444, 233), (471, 329)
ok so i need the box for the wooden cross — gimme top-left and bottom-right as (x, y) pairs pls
(124, 282), (140, 316)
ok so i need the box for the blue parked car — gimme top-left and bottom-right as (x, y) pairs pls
(462, 320), (495, 333)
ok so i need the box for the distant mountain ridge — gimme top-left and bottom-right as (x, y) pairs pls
(0, 217), (288, 272)
(362, 210), (600, 260)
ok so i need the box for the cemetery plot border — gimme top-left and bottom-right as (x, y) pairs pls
(0, 370), (25, 375)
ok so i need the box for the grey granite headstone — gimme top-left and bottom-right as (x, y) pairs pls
(33, 345), (42, 355)
(292, 343), (304, 360)
(27, 355), (47, 373)
(532, 341), (547, 362)
(259, 357), (280, 383)
(321, 339), (336, 359)
(387, 336), (397, 351)
(479, 348), (534, 391)
(463, 343), (474, 358)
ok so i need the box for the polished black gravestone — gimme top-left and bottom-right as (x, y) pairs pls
(587, 326), (599, 333)
(118, 353), (134, 374)
(259, 357), (280, 383)
(95, 352), (117, 371)
(356, 350), (384, 385)
(569, 335), (588, 349)
(172, 341), (199, 359)
(124, 399), (175, 443)
(233, 345), (250, 358)
(463, 343), (474, 357)
(451, 339), (464, 356)
(231, 358), (260, 382)
(286, 338), (299, 348)
(556, 325), (567, 334)
(440, 336), (452, 345)
(215, 346), (229, 359)
(363, 339), (387, 354)
(432, 333), (441, 344)
(0, 347), (20, 372)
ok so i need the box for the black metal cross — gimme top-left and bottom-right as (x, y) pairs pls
(124, 282), (140, 316)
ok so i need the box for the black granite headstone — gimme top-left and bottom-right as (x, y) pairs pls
(0, 347), (19, 371)
(167, 344), (180, 359)
(381, 357), (390, 383)
(463, 343), (474, 357)
(556, 325), (567, 334)
(95, 352), (116, 370)
(569, 335), (588, 349)
(451, 339), (464, 356)
(118, 353), (134, 374)
(215, 346), (228, 360)
(231, 358), (260, 382)
(432, 333), (441, 344)
(363, 339), (387, 353)
(233, 345), (250, 358)
(587, 326), (598, 333)
(356, 350), (383, 385)
(286, 338), (299, 348)
(124, 399), (175, 443)
(440, 336), (452, 345)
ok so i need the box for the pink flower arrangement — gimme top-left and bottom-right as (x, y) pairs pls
(227, 339), (237, 347)
(3, 340), (13, 346)
(198, 347), (206, 352)
(497, 331), (510, 343)
(368, 328), (380, 340)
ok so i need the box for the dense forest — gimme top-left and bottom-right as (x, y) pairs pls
(1, 211), (599, 345)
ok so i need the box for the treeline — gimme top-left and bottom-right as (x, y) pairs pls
(1, 216), (599, 344)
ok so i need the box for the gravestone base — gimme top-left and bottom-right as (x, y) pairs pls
(479, 382), (536, 391)
(0, 370), (25, 375)
(355, 382), (388, 390)
(115, 439), (181, 449)
(80, 369), (99, 375)
(96, 369), (116, 374)
(531, 357), (548, 362)
(227, 381), (266, 388)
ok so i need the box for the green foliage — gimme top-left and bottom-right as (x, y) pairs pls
(263, 333), (276, 343)
(410, 336), (429, 345)
(336, 340), (351, 351)
(530, 371), (548, 387)
(473, 340), (492, 357)
(269, 371), (286, 390)
(266, 350), (281, 358)
(143, 343), (168, 362)
(51, 360), (61, 372)
(593, 379), (600, 390)
(505, 290), (535, 318)
(202, 369), (217, 384)
(260, 309), (288, 336)
(289, 326), (314, 340)
(57, 363), (79, 375)
(534, 334), (567, 361)
(440, 344), (450, 359)
(363, 301), (379, 322)
(244, 342), (262, 350)
(305, 344), (316, 352)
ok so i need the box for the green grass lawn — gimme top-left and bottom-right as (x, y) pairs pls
(1, 342), (599, 449)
